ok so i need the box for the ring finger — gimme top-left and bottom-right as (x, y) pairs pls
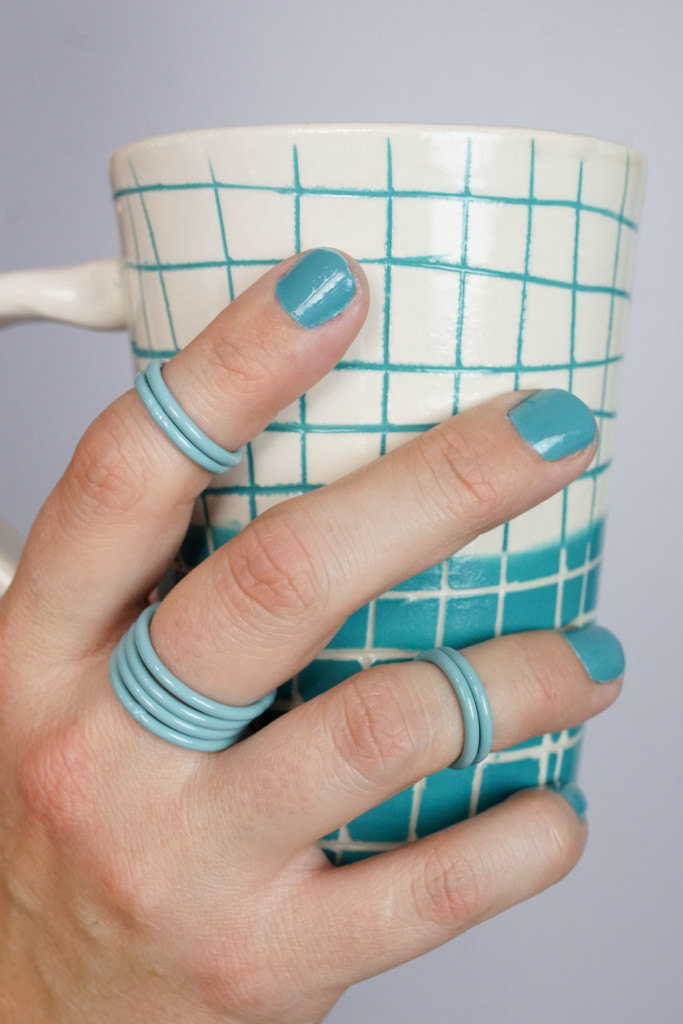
(198, 625), (623, 869)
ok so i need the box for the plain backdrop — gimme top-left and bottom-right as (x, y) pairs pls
(1, 2), (680, 1021)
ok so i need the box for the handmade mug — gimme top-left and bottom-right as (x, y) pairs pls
(0, 123), (645, 865)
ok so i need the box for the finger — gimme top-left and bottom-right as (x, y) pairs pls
(152, 388), (598, 703)
(10, 250), (368, 650)
(299, 787), (587, 988)
(197, 626), (620, 868)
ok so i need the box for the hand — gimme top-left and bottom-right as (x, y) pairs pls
(0, 250), (622, 1023)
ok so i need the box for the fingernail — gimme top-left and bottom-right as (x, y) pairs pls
(564, 624), (626, 683)
(551, 782), (588, 821)
(508, 389), (597, 461)
(276, 248), (356, 328)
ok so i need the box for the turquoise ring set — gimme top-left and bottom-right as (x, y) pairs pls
(110, 609), (494, 763)
(109, 360), (494, 765)
(135, 360), (242, 474)
(416, 649), (494, 770)
(110, 603), (276, 751)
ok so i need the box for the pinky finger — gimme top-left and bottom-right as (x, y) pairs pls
(305, 787), (587, 986)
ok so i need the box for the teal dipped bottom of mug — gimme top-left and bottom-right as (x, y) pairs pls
(179, 517), (604, 866)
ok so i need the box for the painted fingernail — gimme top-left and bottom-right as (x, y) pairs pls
(551, 782), (588, 821)
(564, 624), (626, 682)
(508, 389), (597, 460)
(276, 248), (356, 328)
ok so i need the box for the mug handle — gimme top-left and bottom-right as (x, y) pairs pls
(0, 520), (23, 599)
(0, 257), (126, 331)
(0, 256), (127, 591)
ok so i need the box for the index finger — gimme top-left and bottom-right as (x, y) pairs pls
(8, 250), (368, 654)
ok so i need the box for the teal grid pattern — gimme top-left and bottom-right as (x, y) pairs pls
(113, 132), (640, 865)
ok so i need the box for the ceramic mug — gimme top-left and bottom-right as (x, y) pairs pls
(0, 123), (645, 865)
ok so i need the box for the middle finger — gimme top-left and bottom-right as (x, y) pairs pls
(152, 387), (597, 702)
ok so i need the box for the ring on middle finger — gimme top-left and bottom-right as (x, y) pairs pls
(109, 603), (276, 751)
(415, 647), (494, 770)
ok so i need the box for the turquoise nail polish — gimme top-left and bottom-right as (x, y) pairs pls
(551, 782), (588, 821)
(276, 248), (356, 328)
(564, 624), (626, 683)
(508, 389), (597, 460)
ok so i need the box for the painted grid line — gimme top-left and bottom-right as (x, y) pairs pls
(114, 178), (639, 233)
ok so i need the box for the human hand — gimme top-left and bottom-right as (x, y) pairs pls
(0, 249), (623, 1023)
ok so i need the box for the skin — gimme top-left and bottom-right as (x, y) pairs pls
(0, 251), (622, 1023)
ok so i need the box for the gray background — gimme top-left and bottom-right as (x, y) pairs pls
(0, 1), (679, 1020)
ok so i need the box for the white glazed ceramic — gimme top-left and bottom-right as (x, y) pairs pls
(0, 124), (645, 863)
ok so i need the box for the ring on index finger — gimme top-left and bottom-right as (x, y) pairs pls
(135, 360), (243, 474)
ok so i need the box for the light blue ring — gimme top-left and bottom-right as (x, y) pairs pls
(135, 371), (228, 474)
(435, 648), (493, 765)
(108, 604), (277, 752)
(145, 361), (242, 469)
(117, 634), (234, 740)
(117, 641), (233, 740)
(123, 628), (231, 733)
(134, 604), (276, 722)
(109, 648), (238, 752)
(415, 648), (480, 770)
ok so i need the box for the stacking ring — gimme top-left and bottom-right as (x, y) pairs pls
(415, 647), (493, 770)
(135, 360), (242, 474)
(109, 603), (276, 751)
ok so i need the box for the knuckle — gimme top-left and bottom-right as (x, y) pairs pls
(513, 633), (573, 717)
(17, 720), (99, 837)
(543, 814), (580, 881)
(412, 842), (483, 929)
(416, 424), (503, 527)
(327, 673), (421, 788)
(517, 789), (583, 883)
(15, 713), (189, 923)
(211, 948), (288, 1020)
(221, 506), (327, 624)
(64, 408), (148, 521)
(185, 892), (307, 1019)
(204, 307), (280, 401)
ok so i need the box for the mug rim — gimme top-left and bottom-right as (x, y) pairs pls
(109, 122), (646, 168)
